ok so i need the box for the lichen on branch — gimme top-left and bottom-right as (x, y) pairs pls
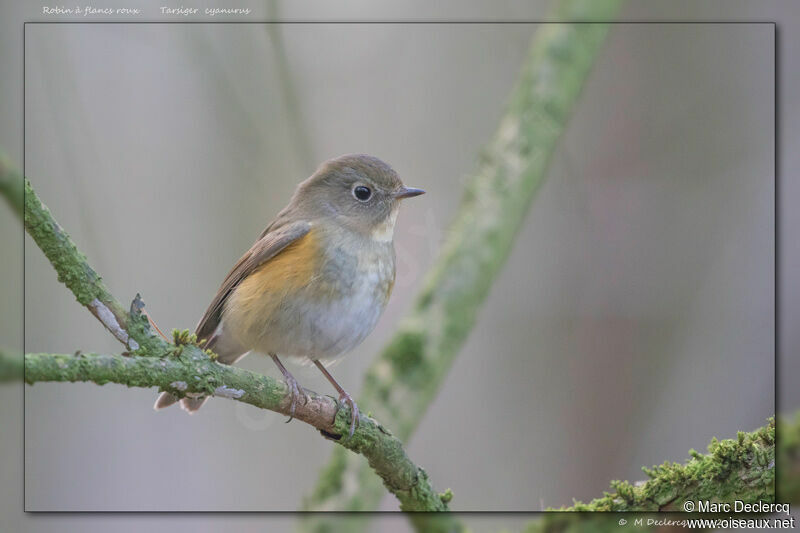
(558, 418), (776, 511)
(21, 176), (164, 354)
(17, 345), (451, 512)
(523, 416), (795, 533)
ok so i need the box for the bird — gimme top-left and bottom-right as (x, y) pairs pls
(154, 154), (424, 436)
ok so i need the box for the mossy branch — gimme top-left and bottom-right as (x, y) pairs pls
(558, 418), (776, 511)
(0, 164), (451, 513)
(19, 171), (164, 354)
(524, 415), (796, 533)
(15, 348), (448, 511)
(301, 0), (624, 526)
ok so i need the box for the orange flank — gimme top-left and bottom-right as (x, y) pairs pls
(226, 228), (328, 337)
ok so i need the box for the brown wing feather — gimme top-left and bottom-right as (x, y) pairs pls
(195, 220), (311, 341)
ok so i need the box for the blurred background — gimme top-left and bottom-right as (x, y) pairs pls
(1, 0), (795, 532)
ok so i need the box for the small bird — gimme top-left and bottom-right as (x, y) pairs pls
(154, 154), (424, 436)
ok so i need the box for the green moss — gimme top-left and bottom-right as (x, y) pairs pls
(554, 418), (776, 511)
(24, 180), (103, 306)
(172, 328), (198, 346)
(166, 328), (218, 359)
(524, 415), (798, 533)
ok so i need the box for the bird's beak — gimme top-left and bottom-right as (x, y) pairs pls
(393, 186), (426, 199)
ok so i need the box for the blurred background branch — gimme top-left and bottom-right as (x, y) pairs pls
(300, 0), (623, 526)
(0, 154), (23, 220)
(0, 349), (22, 383)
(266, 0), (316, 173)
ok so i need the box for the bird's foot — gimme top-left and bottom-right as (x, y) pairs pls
(271, 353), (309, 423)
(284, 375), (310, 423)
(337, 392), (360, 438)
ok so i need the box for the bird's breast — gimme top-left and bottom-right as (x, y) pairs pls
(224, 226), (395, 359)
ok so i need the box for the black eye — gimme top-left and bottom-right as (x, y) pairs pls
(353, 185), (372, 201)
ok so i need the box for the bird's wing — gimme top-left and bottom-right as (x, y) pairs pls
(195, 220), (312, 342)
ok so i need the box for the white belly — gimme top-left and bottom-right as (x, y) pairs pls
(224, 235), (395, 361)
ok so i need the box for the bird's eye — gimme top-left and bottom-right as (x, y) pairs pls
(353, 185), (372, 201)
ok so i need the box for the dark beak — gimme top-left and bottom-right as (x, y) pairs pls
(394, 186), (426, 199)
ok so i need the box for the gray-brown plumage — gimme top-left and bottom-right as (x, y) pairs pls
(154, 154), (424, 436)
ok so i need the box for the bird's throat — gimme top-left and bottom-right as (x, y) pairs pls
(371, 205), (399, 243)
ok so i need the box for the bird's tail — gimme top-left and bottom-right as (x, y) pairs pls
(153, 335), (248, 414)
(153, 391), (209, 413)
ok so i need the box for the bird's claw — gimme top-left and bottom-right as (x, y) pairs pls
(338, 393), (359, 437)
(284, 376), (309, 423)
